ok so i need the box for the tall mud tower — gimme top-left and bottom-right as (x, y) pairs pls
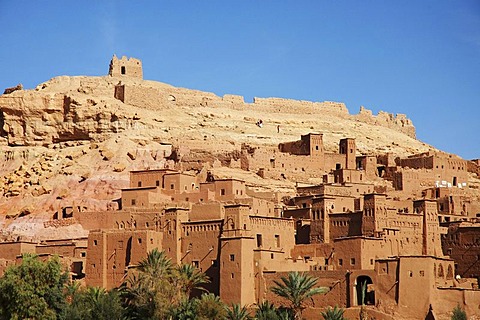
(108, 55), (143, 79)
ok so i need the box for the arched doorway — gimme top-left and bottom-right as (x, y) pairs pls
(356, 275), (375, 306)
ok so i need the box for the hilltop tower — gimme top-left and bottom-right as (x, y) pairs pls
(109, 55), (143, 79)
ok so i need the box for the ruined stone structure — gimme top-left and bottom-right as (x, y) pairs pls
(108, 55), (143, 79)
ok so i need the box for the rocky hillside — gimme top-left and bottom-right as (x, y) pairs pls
(0, 73), (447, 239)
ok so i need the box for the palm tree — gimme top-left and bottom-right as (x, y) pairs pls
(122, 249), (175, 319)
(255, 300), (281, 320)
(137, 248), (173, 279)
(271, 271), (328, 320)
(321, 306), (347, 320)
(167, 297), (198, 320)
(176, 263), (210, 297)
(226, 303), (251, 320)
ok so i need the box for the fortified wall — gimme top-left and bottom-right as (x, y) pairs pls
(114, 82), (416, 138)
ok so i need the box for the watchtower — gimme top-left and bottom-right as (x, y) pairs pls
(108, 55), (143, 79)
(339, 138), (356, 170)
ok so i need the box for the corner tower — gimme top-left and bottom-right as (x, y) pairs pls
(109, 55), (143, 79)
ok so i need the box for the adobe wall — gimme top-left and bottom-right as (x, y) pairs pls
(129, 169), (177, 188)
(261, 270), (349, 309)
(329, 212), (363, 239)
(181, 220), (222, 294)
(35, 243), (77, 258)
(431, 287), (480, 319)
(0, 242), (37, 261)
(162, 208), (189, 264)
(85, 229), (162, 289)
(395, 256), (455, 319)
(121, 187), (167, 208)
(333, 238), (387, 271)
(219, 235), (256, 305)
(75, 209), (160, 231)
(189, 202), (225, 221)
(242, 145), (326, 180)
(250, 216), (296, 254)
(441, 222), (480, 278)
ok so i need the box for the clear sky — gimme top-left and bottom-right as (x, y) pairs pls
(1, 1), (479, 159)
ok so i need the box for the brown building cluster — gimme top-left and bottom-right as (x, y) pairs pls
(0, 56), (479, 319)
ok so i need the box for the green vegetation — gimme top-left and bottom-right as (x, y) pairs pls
(271, 271), (329, 320)
(451, 304), (467, 320)
(0, 252), (343, 320)
(321, 306), (347, 320)
(0, 254), (68, 320)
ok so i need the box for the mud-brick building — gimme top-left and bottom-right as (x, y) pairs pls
(85, 229), (163, 288)
(381, 151), (469, 197)
(441, 220), (480, 279)
(241, 134), (378, 182)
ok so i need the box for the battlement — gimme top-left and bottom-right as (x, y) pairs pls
(108, 55), (143, 79)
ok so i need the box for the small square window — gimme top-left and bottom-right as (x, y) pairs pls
(170, 184), (174, 189)
(192, 261), (199, 268)
(231, 273), (234, 279)
(81, 252), (86, 258)
(131, 199), (136, 206)
(138, 238), (142, 244)
(221, 189), (226, 196)
(230, 254), (235, 261)
(138, 181), (142, 187)
(351, 258), (355, 265)
(156, 180), (160, 186)
(93, 240), (98, 246)
(370, 259), (374, 265)
(339, 259), (343, 266)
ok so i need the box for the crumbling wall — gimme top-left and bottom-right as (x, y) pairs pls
(109, 55), (143, 79)
(252, 97), (349, 115)
(355, 106), (416, 138)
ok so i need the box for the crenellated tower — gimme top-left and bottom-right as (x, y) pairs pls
(109, 55), (143, 79)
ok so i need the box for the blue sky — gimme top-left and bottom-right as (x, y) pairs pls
(1, 1), (479, 159)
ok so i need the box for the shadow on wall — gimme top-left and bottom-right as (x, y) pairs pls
(0, 110), (5, 137)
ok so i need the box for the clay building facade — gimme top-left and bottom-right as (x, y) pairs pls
(441, 220), (480, 279)
(242, 134), (381, 185)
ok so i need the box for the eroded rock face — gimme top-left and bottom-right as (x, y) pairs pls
(0, 78), (133, 146)
(3, 83), (23, 95)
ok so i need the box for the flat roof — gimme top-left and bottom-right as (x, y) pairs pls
(130, 168), (177, 174)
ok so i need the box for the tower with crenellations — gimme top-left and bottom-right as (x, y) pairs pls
(108, 55), (143, 79)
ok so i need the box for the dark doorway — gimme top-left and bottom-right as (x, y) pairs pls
(356, 276), (375, 305)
